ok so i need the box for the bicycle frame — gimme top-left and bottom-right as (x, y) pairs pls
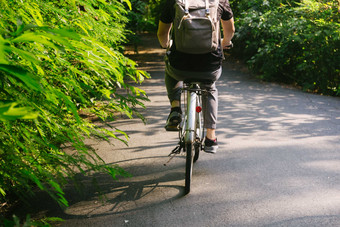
(184, 87), (197, 144)
(182, 83), (204, 147)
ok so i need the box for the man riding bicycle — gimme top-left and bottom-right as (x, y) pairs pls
(157, 0), (235, 153)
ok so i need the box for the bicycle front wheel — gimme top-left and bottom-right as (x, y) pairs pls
(193, 143), (200, 163)
(185, 142), (194, 194)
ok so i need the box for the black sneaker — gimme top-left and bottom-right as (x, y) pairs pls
(165, 110), (182, 131)
(204, 137), (218, 153)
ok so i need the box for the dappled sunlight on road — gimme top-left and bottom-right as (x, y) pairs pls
(54, 35), (340, 226)
(217, 67), (340, 146)
(302, 160), (340, 172)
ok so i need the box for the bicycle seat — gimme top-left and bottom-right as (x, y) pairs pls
(182, 82), (208, 93)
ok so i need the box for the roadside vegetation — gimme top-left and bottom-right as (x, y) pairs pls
(0, 0), (149, 224)
(230, 0), (340, 95)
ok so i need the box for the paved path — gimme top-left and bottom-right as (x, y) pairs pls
(38, 35), (340, 226)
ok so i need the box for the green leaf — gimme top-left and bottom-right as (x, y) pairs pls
(0, 102), (38, 121)
(0, 187), (6, 196)
(22, 169), (44, 190)
(11, 30), (76, 50)
(3, 45), (39, 64)
(39, 32), (74, 48)
(121, 0), (132, 10)
(41, 27), (81, 41)
(0, 44), (9, 64)
(42, 217), (64, 223)
(11, 31), (45, 43)
(100, 89), (112, 99)
(0, 64), (42, 91)
(55, 90), (81, 123)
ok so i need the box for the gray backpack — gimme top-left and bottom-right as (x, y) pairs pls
(173, 0), (220, 54)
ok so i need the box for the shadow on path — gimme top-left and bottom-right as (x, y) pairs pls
(11, 33), (340, 227)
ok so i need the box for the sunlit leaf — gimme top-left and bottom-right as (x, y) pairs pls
(0, 102), (38, 121)
(11, 32), (46, 43)
(40, 27), (81, 41)
(0, 187), (6, 196)
(121, 0), (132, 10)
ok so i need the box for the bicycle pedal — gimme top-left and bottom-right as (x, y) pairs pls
(165, 125), (180, 131)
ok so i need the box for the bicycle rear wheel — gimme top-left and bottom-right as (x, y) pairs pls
(185, 142), (194, 194)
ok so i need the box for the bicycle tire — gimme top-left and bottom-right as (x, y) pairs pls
(185, 142), (194, 194)
(193, 143), (200, 163)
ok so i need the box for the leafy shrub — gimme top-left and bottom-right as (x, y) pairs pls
(230, 0), (340, 95)
(124, 0), (163, 52)
(1, 214), (63, 227)
(0, 0), (149, 213)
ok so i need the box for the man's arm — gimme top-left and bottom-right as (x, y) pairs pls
(157, 21), (172, 49)
(221, 17), (235, 49)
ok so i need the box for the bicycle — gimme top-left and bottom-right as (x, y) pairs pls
(165, 80), (205, 194)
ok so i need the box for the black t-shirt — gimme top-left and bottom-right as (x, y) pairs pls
(160, 0), (233, 71)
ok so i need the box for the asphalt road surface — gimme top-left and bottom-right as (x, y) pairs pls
(26, 35), (340, 226)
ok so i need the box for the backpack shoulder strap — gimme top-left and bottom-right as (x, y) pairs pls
(205, 0), (210, 15)
(184, 0), (189, 13)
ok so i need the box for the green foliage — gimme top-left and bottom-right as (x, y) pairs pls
(230, 0), (340, 95)
(125, 0), (162, 46)
(0, 0), (149, 214)
(1, 214), (63, 227)
(127, 0), (155, 33)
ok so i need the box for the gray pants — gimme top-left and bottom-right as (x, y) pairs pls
(165, 61), (221, 129)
